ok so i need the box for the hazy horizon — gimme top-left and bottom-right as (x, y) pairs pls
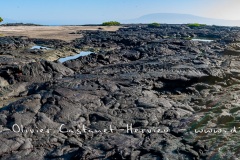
(1, 0), (240, 25)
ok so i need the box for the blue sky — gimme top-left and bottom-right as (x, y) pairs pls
(1, 0), (240, 24)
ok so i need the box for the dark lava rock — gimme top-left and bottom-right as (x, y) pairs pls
(0, 24), (240, 159)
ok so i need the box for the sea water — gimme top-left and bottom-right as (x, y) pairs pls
(58, 51), (92, 63)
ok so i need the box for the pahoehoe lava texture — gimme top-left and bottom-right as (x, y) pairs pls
(1, 24), (240, 159)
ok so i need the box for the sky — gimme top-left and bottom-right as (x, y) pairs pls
(0, 0), (240, 25)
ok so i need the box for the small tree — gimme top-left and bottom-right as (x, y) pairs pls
(187, 23), (206, 27)
(148, 22), (160, 28)
(102, 21), (120, 26)
(0, 17), (3, 23)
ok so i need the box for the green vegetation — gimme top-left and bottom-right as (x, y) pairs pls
(102, 21), (121, 26)
(187, 23), (206, 27)
(0, 17), (3, 23)
(148, 22), (160, 28)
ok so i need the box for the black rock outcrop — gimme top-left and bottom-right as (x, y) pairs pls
(0, 24), (240, 159)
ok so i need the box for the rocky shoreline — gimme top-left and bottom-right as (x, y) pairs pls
(0, 24), (240, 159)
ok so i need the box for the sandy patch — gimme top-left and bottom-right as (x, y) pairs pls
(0, 26), (121, 42)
